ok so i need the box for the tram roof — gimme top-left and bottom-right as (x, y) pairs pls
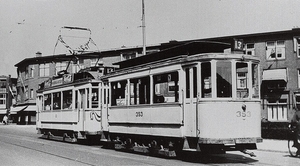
(114, 41), (231, 69)
(15, 52), (103, 67)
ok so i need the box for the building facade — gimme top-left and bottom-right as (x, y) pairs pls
(0, 75), (17, 122)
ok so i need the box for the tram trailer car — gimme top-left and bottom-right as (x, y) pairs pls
(36, 67), (110, 142)
(102, 41), (262, 157)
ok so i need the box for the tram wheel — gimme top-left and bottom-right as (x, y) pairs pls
(125, 138), (133, 148)
(288, 139), (298, 157)
(47, 132), (52, 139)
(63, 133), (67, 142)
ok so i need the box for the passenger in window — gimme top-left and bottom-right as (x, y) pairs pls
(154, 95), (165, 103)
(92, 93), (98, 101)
(54, 102), (60, 109)
(45, 105), (51, 110)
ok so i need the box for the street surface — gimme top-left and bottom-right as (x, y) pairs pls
(0, 124), (300, 166)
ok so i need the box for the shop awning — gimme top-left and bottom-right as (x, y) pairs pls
(24, 105), (37, 112)
(10, 105), (28, 115)
(262, 69), (287, 82)
(0, 109), (7, 114)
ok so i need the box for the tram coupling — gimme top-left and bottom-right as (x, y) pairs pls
(240, 149), (256, 157)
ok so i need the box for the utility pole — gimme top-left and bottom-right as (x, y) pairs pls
(142, 0), (146, 56)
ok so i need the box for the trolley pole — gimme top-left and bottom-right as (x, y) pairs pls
(142, 0), (146, 56)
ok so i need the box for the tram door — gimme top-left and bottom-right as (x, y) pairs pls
(101, 83), (109, 131)
(184, 66), (199, 137)
(77, 89), (86, 130)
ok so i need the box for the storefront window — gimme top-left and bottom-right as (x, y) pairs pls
(267, 96), (288, 121)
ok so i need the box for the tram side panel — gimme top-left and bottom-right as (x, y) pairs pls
(38, 110), (78, 131)
(198, 101), (261, 142)
(108, 104), (183, 137)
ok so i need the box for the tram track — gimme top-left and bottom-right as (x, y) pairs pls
(0, 126), (267, 165)
(0, 135), (98, 166)
(0, 132), (164, 166)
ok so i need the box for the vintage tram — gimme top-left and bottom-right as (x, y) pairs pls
(36, 66), (111, 142)
(102, 41), (262, 157)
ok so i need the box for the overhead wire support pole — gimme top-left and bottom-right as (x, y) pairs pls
(142, 0), (146, 56)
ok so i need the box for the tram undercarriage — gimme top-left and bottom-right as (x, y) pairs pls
(38, 128), (102, 143)
(101, 132), (259, 157)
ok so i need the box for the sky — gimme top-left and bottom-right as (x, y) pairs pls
(1, 0), (300, 77)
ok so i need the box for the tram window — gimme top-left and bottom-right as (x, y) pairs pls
(111, 80), (127, 106)
(185, 69), (190, 99)
(53, 92), (61, 110)
(193, 67), (197, 98)
(217, 61), (232, 98)
(62, 90), (72, 109)
(92, 88), (99, 108)
(129, 80), (138, 105)
(138, 77), (150, 104)
(201, 62), (211, 98)
(44, 94), (51, 110)
(153, 72), (178, 103)
(236, 63), (249, 98)
(75, 90), (78, 109)
(87, 88), (90, 108)
(252, 64), (259, 98)
(104, 88), (106, 104)
(128, 77), (151, 105)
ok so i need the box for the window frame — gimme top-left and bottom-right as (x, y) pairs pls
(39, 63), (50, 77)
(267, 96), (288, 122)
(245, 43), (255, 55)
(266, 40), (286, 60)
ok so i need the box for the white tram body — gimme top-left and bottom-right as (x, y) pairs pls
(36, 68), (109, 141)
(104, 42), (262, 154)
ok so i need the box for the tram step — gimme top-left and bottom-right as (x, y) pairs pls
(40, 134), (77, 143)
(158, 149), (176, 157)
(133, 146), (149, 153)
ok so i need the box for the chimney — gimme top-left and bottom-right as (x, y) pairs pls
(36, 51), (42, 57)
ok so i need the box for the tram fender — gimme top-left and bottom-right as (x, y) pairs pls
(182, 137), (200, 151)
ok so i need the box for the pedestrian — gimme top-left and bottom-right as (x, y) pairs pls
(2, 114), (8, 125)
(291, 108), (300, 156)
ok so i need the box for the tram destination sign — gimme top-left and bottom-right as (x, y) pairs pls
(44, 74), (73, 88)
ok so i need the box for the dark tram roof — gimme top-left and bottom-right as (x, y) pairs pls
(15, 52), (103, 67)
(37, 66), (106, 92)
(114, 41), (231, 69)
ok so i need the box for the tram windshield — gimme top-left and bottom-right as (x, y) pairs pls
(201, 60), (259, 99)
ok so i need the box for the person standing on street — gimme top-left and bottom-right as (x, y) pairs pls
(2, 114), (8, 125)
(291, 109), (300, 156)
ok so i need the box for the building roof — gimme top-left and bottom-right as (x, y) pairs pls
(171, 28), (300, 44)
